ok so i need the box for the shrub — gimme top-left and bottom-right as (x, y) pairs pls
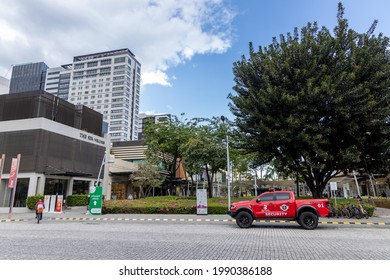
(26, 195), (44, 210)
(67, 194), (88, 206)
(372, 198), (390, 209)
(330, 198), (376, 217)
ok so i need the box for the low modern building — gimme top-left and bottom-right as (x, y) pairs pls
(0, 90), (107, 210)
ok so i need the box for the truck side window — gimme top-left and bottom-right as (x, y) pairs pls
(258, 194), (274, 202)
(276, 193), (290, 200)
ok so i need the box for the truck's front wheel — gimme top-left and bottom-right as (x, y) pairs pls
(236, 212), (253, 228)
(298, 212), (318, 230)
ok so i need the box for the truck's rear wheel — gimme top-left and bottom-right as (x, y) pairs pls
(298, 212), (318, 230)
(236, 212), (253, 228)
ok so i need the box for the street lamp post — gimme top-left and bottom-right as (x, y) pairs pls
(254, 169), (257, 196)
(221, 116), (231, 211)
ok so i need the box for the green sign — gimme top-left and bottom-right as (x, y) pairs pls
(89, 186), (102, 215)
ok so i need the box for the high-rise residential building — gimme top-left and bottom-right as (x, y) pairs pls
(137, 113), (171, 140)
(43, 49), (141, 142)
(0, 76), (9, 94)
(67, 49), (141, 142)
(9, 62), (49, 93)
(44, 64), (72, 100)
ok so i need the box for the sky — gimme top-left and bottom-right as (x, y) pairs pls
(1, 0), (390, 121)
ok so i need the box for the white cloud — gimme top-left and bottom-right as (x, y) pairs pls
(0, 0), (235, 86)
(141, 70), (172, 87)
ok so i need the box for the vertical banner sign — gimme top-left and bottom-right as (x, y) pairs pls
(89, 186), (102, 215)
(44, 195), (51, 213)
(7, 158), (19, 188)
(196, 189), (208, 215)
(330, 182), (338, 207)
(0, 154), (5, 181)
(49, 195), (56, 212)
(55, 195), (63, 213)
(8, 154), (21, 219)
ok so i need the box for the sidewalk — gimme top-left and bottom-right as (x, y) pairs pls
(1, 206), (390, 224)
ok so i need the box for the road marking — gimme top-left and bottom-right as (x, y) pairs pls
(1, 217), (389, 227)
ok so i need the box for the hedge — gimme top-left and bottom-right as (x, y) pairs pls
(26, 195), (44, 210)
(372, 198), (390, 209)
(66, 194), (89, 206)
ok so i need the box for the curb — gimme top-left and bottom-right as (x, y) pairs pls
(1, 217), (389, 226)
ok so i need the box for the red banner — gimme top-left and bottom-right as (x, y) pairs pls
(0, 154), (5, 181)
(8, 157), (19, 188)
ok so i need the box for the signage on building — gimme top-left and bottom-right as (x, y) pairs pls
(7, 157), (19, 188)
(196, 189), (208, 215)
(79, 132), (105, 145)
(55, 195), (63, 213)
(330, 182), (338, 191)
(89, 186), (103, 215)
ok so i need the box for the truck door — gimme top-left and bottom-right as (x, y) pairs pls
(274, 192), (295, 218)
(252, 193), (275, 218)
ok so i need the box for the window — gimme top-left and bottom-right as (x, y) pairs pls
(111, 109), (123, 113)
(258, 194), (274, 202)
(114, 57), (126, 63)
(48, 71), (60, 76)
(112, 98), (124, 102)
(276, 193), (291, 200)
(87, 69), (97, 75)
(74, 71), (84, 77)
(74, 63), (84, 69)
(101, 59), (112, 65)
(100, 67), (111, 73)
(87, 61), (98, 67)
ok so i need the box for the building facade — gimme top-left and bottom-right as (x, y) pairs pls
(0, 91), (107, 209)
(137, 113), (171, 140)
(9, 62), (49, 93)
(44, 65), (72, 100)
(0, 76), (9, 94)
(59, 49), (141, 142)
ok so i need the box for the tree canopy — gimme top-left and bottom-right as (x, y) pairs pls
(143, 115), (228, 197)
(229, 3), (390, 197)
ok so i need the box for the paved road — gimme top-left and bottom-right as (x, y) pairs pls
(0, 212), (389, 260)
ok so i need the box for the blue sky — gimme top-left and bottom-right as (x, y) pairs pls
(141, 0), (390, 120)
(1, 0), (390, 121)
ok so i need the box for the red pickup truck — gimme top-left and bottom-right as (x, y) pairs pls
(228, 189), (331, 230)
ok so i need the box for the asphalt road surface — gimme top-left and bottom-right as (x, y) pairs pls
(0, 217), (389, 260)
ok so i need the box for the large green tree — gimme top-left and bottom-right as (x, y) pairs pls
(229, 3), (390, 197)
(143, 115), (192, 194)
(182, 117), (227, 198)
